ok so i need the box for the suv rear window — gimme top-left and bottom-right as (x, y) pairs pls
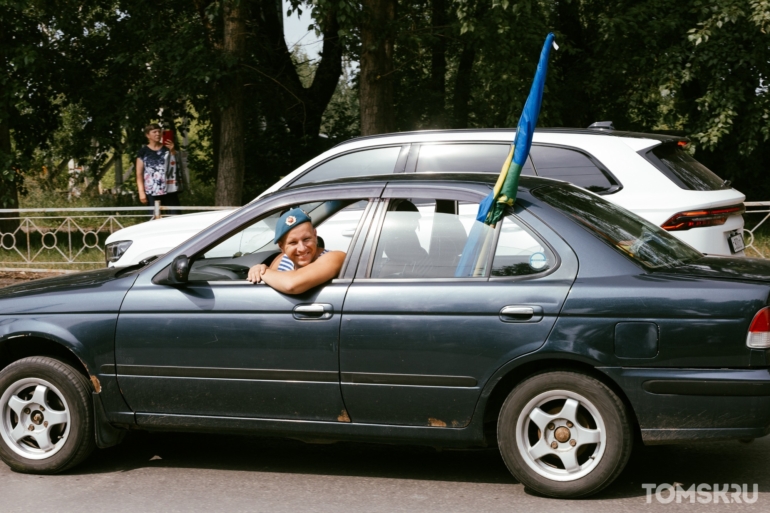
(533, 184), (702, 269)
(643, 143), (728, 191)
(530, 146), (618, 194)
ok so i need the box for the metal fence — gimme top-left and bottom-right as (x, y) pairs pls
(2, 202), (769, 272)
(0, 205), (231, 272)
(743, 202), (770, 258)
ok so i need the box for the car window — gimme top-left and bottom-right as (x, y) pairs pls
(533, 184), (702, 269)
(292, 147), (402, 186)
(530, 145), (616, 193)
(370, 199), (497, 279)
(643, 143), (728, 191)
(415, 144), (535, 175)
(190, 199), (368, 281)
(491, 216), (555, 277)
(202, 209), (288, 259)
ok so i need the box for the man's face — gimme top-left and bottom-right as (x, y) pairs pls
(278, 222), (318, 268)
(146, 129), (161, 144)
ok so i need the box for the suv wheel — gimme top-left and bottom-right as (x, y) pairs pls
(0, 357), (95, 473)
(497, 370), (632, 498)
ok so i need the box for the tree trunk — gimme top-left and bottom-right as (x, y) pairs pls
(452, 41), (476, 129)
(0, 17), (19, 233)
(555, 0), (592, 128)
(215, 0), (246, 206)
(114, 152), (123, 188)
(0, 109), (20, 233)
(85, 153), (116, 194)
(429, 0), (447, 128)
(360, 0), (396, 136)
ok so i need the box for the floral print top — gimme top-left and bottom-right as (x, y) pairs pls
(137, 145), (170, 196)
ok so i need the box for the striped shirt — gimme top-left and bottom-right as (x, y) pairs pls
(277, 250), (329, 272)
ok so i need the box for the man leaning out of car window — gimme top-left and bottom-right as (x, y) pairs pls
(247, 208), (345, 294)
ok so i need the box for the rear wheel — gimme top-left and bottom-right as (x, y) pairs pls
(0, 357), (95, 473)
(497, 370), (632, 498)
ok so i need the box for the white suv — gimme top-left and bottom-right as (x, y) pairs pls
(106, 126), (746, 266)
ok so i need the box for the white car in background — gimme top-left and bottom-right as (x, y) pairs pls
(106, 124), (746, 267)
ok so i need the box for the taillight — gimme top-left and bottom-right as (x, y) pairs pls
(661, 204), (745, 231)
(747, 307), (770, 348)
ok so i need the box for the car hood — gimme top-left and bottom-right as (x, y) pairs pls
(661, 256), (770, 284)
(105, 209), (235, 244)
(0, 268), (139, 314)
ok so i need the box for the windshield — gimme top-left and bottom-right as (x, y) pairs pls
(643, 143), (728, 191)
(533, 184), (703, 269)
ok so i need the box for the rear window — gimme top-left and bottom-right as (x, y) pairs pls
(415, 144), (535, 175)
(530, 146), (618, 194)
(533, 184), (702, 269)
(643, 143), (728, 191)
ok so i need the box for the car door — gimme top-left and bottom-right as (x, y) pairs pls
(113, 195), (377, 422)
(338, 184), (578, 427)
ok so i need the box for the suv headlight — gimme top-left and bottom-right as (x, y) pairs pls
(105, 240), (133, 265)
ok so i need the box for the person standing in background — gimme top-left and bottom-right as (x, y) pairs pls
(136, 123), (182, 216)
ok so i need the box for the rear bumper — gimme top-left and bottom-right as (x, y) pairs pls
(600, 367), (770, 444)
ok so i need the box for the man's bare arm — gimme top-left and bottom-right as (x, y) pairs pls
(259, 251), (345, 294)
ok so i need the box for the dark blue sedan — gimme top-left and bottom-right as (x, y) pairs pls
(1, 174), (770, 498)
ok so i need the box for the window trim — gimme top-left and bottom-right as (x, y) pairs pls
(184, 198), (375, 283)
(530, 143), (623, 195)
(339, 198), (377, 279)
(359, 202), (561, 282)
(286, 144), (409, 187)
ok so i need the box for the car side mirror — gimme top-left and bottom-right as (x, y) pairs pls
(168, 255), (190, 284)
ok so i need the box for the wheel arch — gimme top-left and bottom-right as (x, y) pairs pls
(0, 334), (96, 392)
(477, 355), (641, 443)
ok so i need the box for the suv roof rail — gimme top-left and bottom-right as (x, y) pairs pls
(332, 126), (685, 148)
(588, 121), (614, 130)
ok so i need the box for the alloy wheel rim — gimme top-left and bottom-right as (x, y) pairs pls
(0, 378), (71, 460)
(515, 389), (607, 482)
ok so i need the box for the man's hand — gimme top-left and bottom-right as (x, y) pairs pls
(247, 264), (268, 284)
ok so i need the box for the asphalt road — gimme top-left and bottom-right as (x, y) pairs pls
(1, 430), (769, 512)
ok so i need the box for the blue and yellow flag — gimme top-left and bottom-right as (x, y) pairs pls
(477, 32), (557, 226)
(455, 33), (556, 277)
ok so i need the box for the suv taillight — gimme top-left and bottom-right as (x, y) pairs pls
(661, 204), (745, 231)
(747, 307), (770, 348)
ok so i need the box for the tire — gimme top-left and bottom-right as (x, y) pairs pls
(0, 357), (95, 473)
(497, 370), (632, 498)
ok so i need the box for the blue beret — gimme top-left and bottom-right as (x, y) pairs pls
(274, 207), (312, 243)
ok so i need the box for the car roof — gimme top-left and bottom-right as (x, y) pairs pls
(278, 172), (563, 194)
(332, 128), (687, 149)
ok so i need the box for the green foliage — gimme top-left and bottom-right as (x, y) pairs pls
(2, 0), (770, 207)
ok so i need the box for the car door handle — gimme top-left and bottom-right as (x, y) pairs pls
(293, 303), (333, 320)
(500, 305), (543, 323)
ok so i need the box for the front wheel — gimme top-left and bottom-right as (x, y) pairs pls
(0, 357), (95, 473)
(497, 371), (632, 498)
